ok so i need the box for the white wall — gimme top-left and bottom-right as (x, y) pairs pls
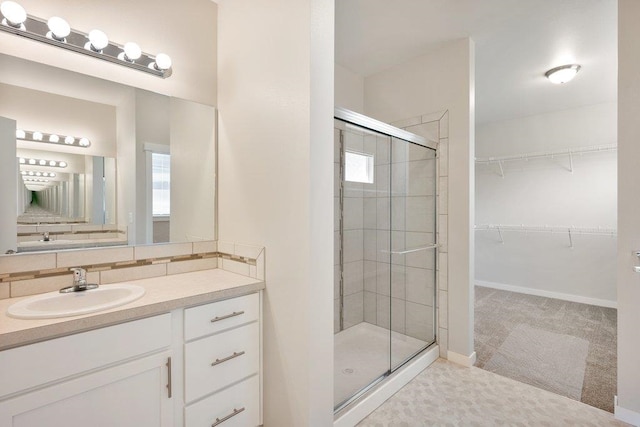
(364, 39), (476, 362)
(169, 98), (216, 242)
(0, 117), (17, 253)
(217, 0), (334, 425)
(335, 63), (364, 113)
(616, 0), (640, 422)
(475, 103), (617, 305)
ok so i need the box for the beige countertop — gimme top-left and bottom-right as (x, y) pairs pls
(0, 269), (264, 351)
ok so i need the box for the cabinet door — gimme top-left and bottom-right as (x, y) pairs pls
(0, 350), (173, 427)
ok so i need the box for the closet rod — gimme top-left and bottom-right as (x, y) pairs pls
(475, 143), (617, 164)
(475, 224), (617, 236)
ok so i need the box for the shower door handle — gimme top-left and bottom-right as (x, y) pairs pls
(634, 251), (640, 272)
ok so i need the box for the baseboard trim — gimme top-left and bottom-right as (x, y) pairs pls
(334, 345), (439, 427)
(447, 350), (476, 367)
(615, 396), (640, 426)
(475, 280), (617, 309)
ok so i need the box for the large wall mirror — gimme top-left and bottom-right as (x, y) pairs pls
(0, 52), (216, 253)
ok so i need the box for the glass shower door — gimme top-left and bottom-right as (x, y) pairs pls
(389, 137), (437, 370)
(334, 119), (392, 409)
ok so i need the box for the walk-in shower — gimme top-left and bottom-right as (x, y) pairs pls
(334, 108), (437, 411)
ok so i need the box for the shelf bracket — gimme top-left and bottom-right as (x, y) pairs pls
(568, 228), (573, 249)
(568, 152), (574, 173)
(497, 226), (504, 244)
(497, 160), (505, 178)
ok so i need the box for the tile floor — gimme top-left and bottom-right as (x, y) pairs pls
(357, 359), (629, 426)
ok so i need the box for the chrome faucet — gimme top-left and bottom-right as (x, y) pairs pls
(43, 231), (50, 242)
(59, 268), (99, 293)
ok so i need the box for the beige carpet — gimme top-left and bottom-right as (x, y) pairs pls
(483, 323), (589, 400)
(475, 286), (617, 412)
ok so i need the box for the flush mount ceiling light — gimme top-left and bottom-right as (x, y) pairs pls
(0, 1), (172, 78)
(545, 64), (581, 84)
(17, 157), (67, 168)
(16, 129), (90, 148)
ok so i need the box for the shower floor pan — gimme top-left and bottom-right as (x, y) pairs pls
(334, 322), (427, 407)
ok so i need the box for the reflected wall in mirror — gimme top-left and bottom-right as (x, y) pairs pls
(0, 52), (216, 254)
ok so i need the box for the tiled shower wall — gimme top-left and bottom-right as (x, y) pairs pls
(393, 111), (449, 358)
(334, 117), (441, 344)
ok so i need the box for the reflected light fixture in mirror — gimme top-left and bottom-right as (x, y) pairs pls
(16, 129), (90, 148)
(18, 157), (67, 168)
(0, 1), (172, 78)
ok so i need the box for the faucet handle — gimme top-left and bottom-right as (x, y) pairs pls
(70, 267), (87, 284)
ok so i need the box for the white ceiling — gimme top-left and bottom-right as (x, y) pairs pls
(335, 0), (617, 124)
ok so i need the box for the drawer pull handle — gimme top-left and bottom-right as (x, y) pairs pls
(210, 311), (245, 323)
(211, 407), (245, 426)
(211, 351), (245, 367)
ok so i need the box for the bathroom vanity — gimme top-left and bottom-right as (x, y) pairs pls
(0, 269), (264, 427)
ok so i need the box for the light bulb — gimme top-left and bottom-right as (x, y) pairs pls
(15, 129), (25, 138)
(47, 16), (70, 41)
(152, 53), (172, 71)
(64, 136), (74, 144)
(79, 137), (90, 147)
(59, 161), (67, 167)
(49, 134), (59, 143)
(33, 131), (43, 141)
(28, 171), (34, 176)
(122, 42), (141, 61)
(35, 171), (42, 176)
(49, 160), (56, 166)
(38, 159), (46, 165)
(19, 157), (25, 164)
(20, 171), (25, 175)
(87, 29), (108, 52)
(28, 159), (35, 165)
(0, 1), (26, 28)
(50, 173), (56, 177)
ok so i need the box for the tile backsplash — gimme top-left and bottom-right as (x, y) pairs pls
(0, 240), (265, 300)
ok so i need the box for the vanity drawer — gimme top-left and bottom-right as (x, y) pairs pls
(185, 375), (259, 427)
(184, 293), (259, 341)
(184, 321), (259, 403)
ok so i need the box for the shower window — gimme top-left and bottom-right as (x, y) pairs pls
(344, 150), (374, 183)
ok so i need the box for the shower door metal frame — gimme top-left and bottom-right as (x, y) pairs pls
(334, 107), (438, 413)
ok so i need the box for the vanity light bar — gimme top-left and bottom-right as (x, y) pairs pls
(16, 129), (90, 148)
(0, 1), (172, 78)
(23, 177), (50, 183)
(18, 157), (67, 168)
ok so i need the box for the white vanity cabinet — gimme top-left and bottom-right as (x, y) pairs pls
(0, 314), (174, 427)
(0, 291), (263, 427)
(183, 292), (261, 427)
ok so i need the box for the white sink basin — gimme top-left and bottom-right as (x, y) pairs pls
(7, 284), (146, 319)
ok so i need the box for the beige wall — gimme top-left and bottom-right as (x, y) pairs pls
(616, 0), (640, 422)
(217, 0), (334, 425)
(364, 39), (475, 362)
(335, 64), (365, 113)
